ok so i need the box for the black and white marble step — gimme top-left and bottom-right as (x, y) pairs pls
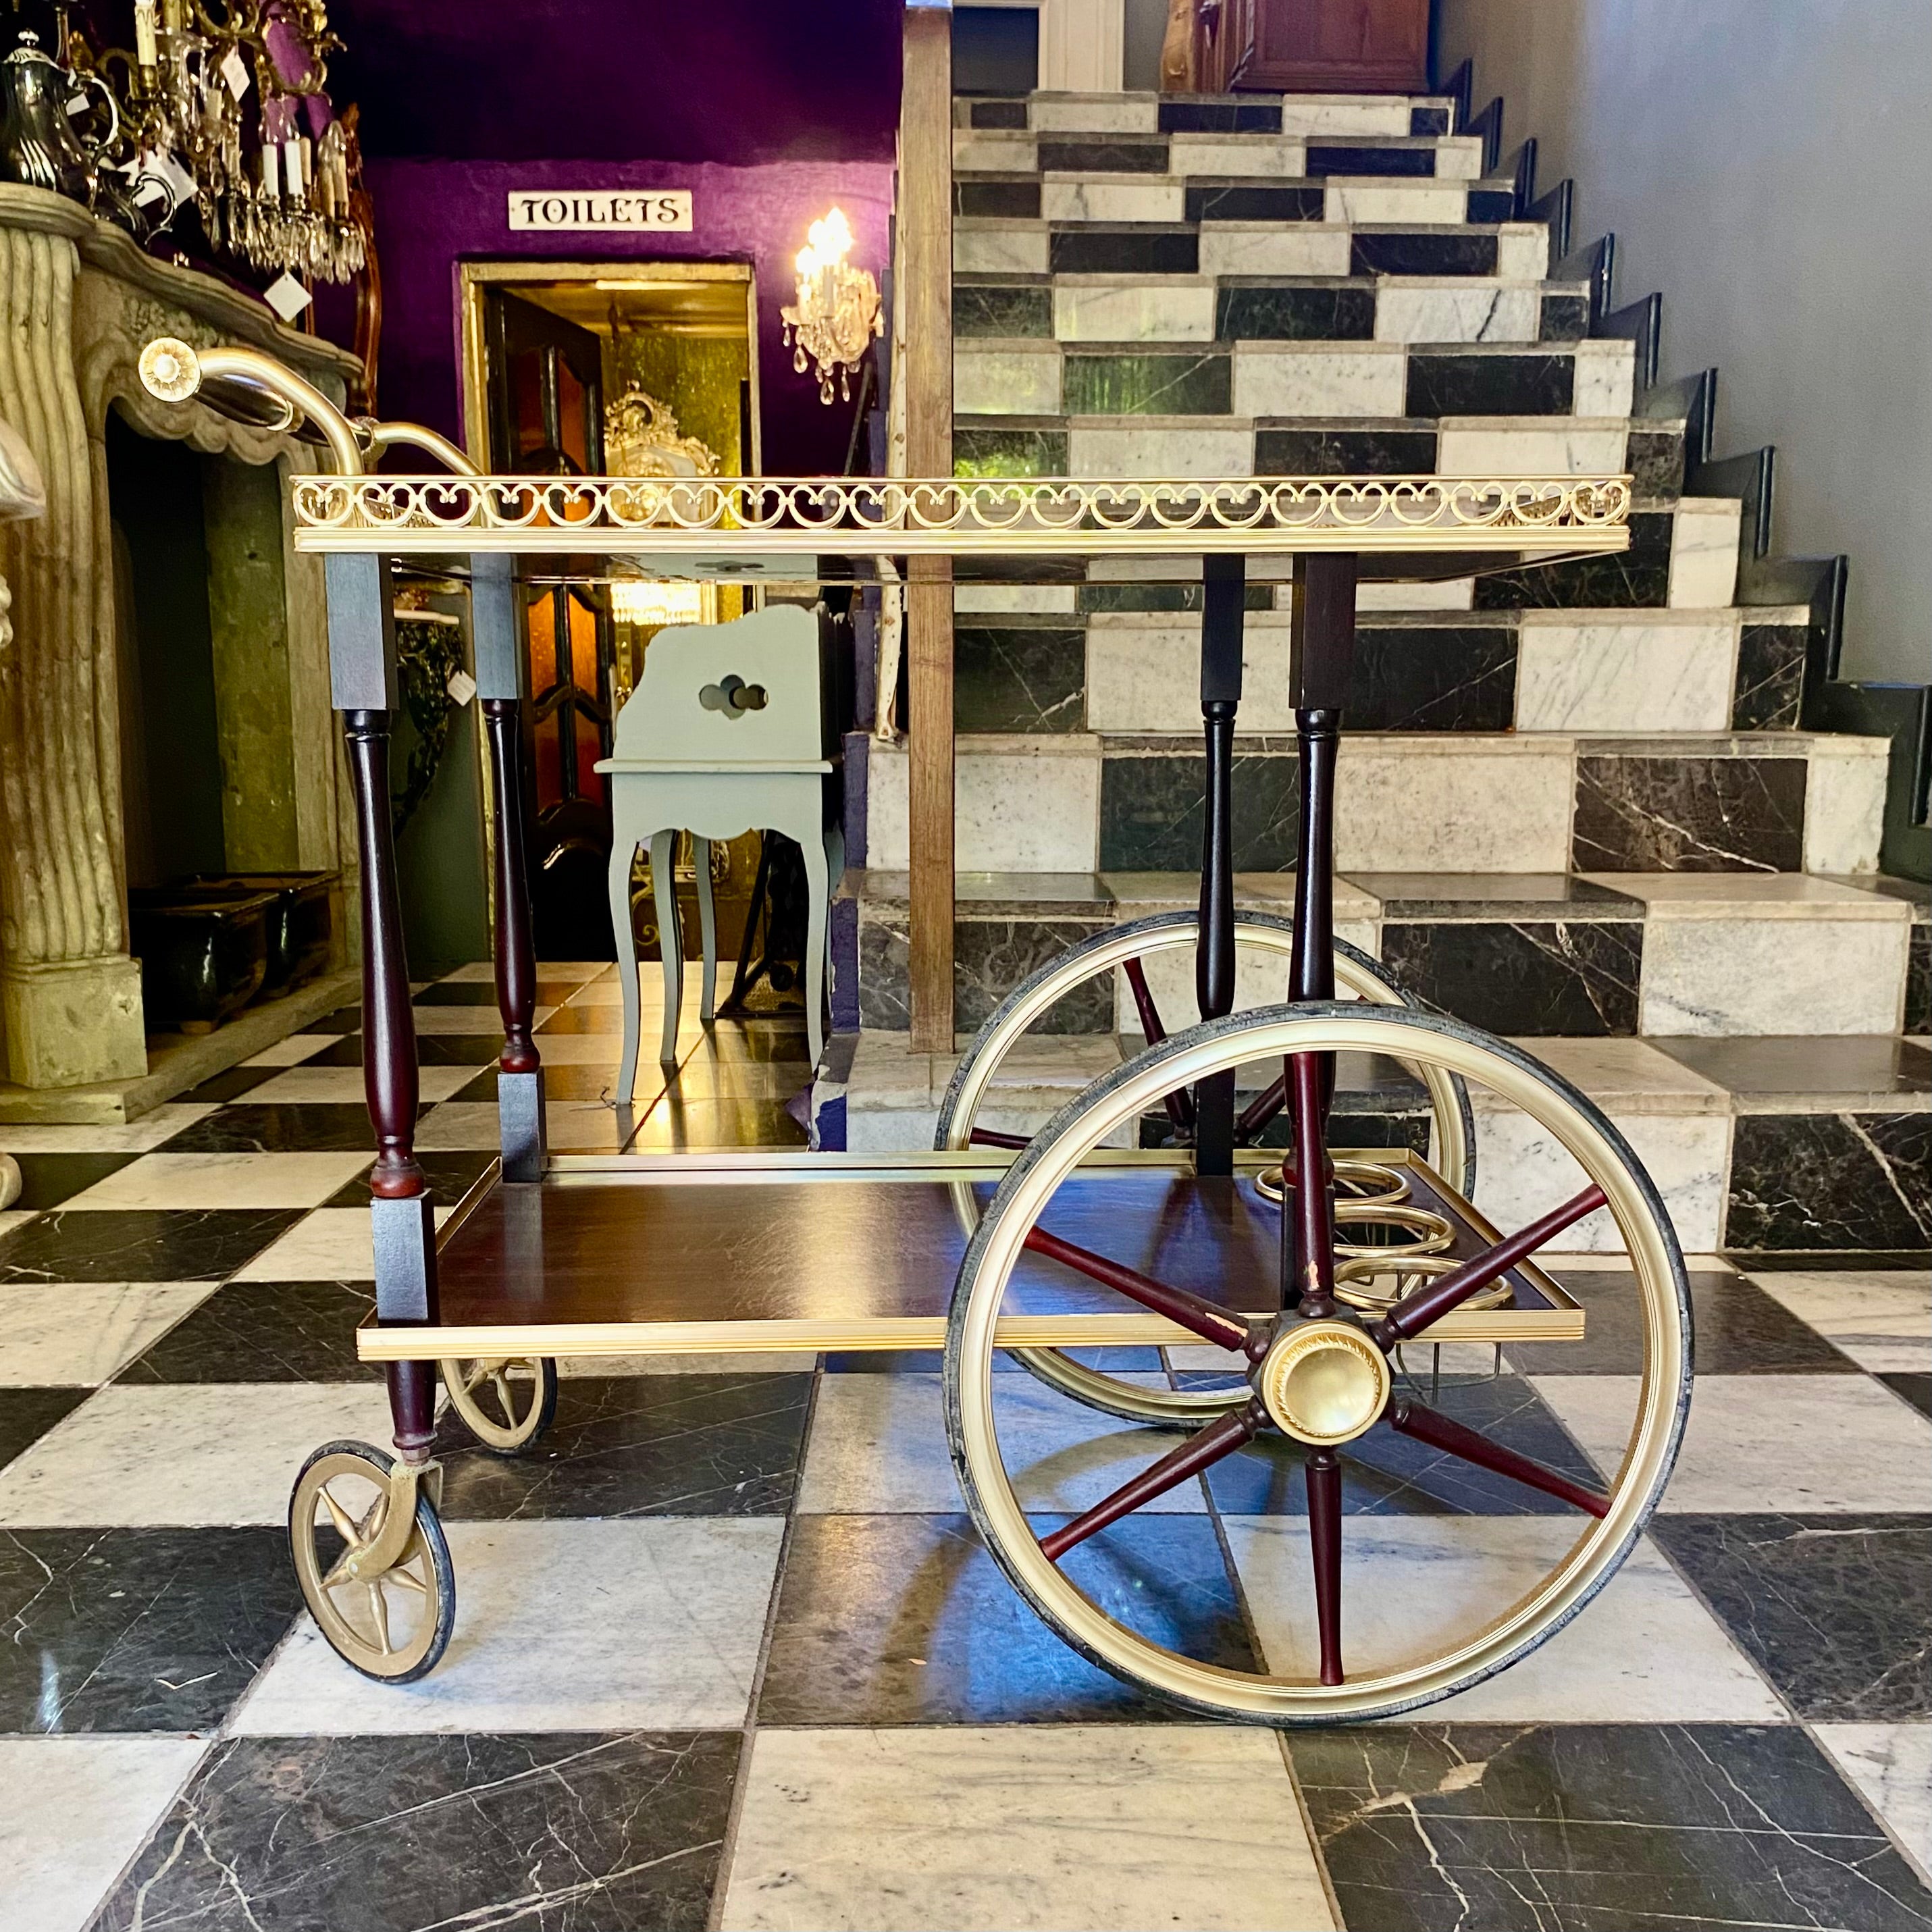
(956, 168), (1512, 228)
(856, 729), (1886, 881)
(953, 90), (1460, 142)
(956, 217), (1553, 281)
(955, 338), (1636, 420)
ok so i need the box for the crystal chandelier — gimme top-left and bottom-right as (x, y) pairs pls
(780, 208), (882, 405)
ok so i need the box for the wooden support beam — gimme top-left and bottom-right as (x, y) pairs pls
(901, 2), (954, 1053)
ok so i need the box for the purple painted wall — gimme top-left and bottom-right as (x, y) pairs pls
(362, 157), (895, 474)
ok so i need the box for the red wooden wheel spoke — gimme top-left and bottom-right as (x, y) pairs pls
(1123, 957), (1195, 1134)
(1039, 1402), (1263, 1561)
(1023, 1226), (1253, 1352)
(1236, 1070), (1286, 1141)
(1388, 1398), (1610, 1517)
(968, 1126), (1030, 1150)
(1305, 1447), (1344, 1685)
(1372, 1184), (1607, 1347)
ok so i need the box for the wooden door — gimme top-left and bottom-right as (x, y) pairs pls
(481, 289), (619, 959)
(1220, 0), (1428, 93)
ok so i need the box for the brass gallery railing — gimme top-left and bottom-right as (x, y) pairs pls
(286, 471), (1634, 558)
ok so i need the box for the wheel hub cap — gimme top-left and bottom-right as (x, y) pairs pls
(1258, 1320), (1391, 1446)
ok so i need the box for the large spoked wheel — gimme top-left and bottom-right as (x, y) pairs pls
(439, 1356), (559, 1453)
(289, 1440), (456, 1683)
(945, 1003), (1690, 1724)
(937, 912), (1476, 1429)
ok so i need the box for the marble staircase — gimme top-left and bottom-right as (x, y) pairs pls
(821, 85), (1931, 1256)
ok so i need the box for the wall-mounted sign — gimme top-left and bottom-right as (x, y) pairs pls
(506, 190), (693, 232)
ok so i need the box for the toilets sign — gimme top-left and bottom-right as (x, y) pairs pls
(506, 188), (693, 232)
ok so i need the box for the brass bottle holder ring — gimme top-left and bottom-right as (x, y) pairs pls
(1333, 1249), (1515, 1315)
(1332, 1200), (1456, 1260)
(1253, 1157), (1411, 1209)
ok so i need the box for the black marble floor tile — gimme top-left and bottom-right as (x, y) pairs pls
(1185, 181), (1324, 222)
(1509, 1270), (1856, 1376)
(1727, 1112), (1932, 1251)
(0, 1207), (304, 1283)
(1378, 920), (1642, 1035)
(954, 176), (1040, 219)
(0, 1526), (302, 1733)
(1203, 1374), (1604, 1515)
(1306, 142), (1436, 178)
(1465, 185), (1515, 224)
(1038, 136), (1169, 173)
(118, 1280), (380, 1382)
(180, 1062), (282, 1104)
(1254, 422), (1438, 475)
(1476, 509), (1673, 608)
(1405, 351), (1575, 417)
(1049, 224), (1199, 275)
(1159, 99), (1280, 132)
(954, 280), (1052, 337)
(1099, 749), (1299, 871)
(1573, 755), (1807, 872)
(858, 914), (1114, 1032)
(6, 1151), (142, 1210)
(1064, 350), (1230, 416)
(1883, 1372), (1932, 1419)
(969, 97), (1027, 128)
(954, 422), (1070, 477)
(0, 1388), (84, 1473)
(411, 983), (502, 1006)
(97, 1730), (739, 1932)
(1652, 1515), (1932, 1720)
(756, 1512), (1254, 1725)
(1216, 280), (1376, 340)
(323, 1150), (498, 1209)
(958, 625), (1088, 733)
(1348, 624), (1517, 730)
(155, 1103), (393, 1153)
(1626, 424), (1687, 498)
(1732, 623), (1810, 731)
(1409, 105), (1451, 135)
(1291, 1723), (1932, 1932)
(1538, 291), (1590, 340)
(435, 1373), (812, 1519)
(1350, 229), (1498, 276)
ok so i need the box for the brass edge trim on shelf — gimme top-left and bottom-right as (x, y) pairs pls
(288, 473), (1634, 556)
(354, 1303), (1584, 1360)
(432, 1157), (502, 1253)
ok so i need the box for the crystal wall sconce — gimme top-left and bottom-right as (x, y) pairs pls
(780, 207), (882, 404)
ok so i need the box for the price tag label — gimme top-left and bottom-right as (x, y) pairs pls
(263, 271), (313, 321)
(220, 45), (251, 99)
(446, 669), (477, 707)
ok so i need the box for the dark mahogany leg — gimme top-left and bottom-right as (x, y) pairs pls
(471, 553), (546, 1182)
(1124, 955), (1196, 1137)
(342, 706), (438, 1463)
(1195, 554), (1244, 1176)
(1306, 1447), (1344, 1684)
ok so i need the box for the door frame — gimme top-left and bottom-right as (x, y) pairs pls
(456, 258), (762, 475)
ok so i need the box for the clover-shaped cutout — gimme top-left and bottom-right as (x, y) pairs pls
(698, 674), (768, 719)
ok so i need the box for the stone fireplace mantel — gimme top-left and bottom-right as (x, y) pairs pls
(0, 184), (364, 1093)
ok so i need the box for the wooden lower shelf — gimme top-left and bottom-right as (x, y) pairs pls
(357, 1149), (1584, 1361)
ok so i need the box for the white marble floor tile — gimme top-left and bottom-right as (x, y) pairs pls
(1640, 915), (1908, 1038)
(0, 1736), (207, 1932)
(1053, 278), (1216, 342)
(240, 1033), (337, 1067)
(61, 1150), (375, 1211)
(798, 1370), (1204, 1515)
(234, 1518), (782, 1734)
(1745, 1272), (1930, 1373)
(1803, 740), (1889, 875)
(1225, 1518), (1783, 1722)
(0, 1105), (217, 1153)
(719, 1726), (1334, 1932)
(436, 961), (500, 983)
(409, 1004), (553, 1034)
(1813, 1725), (1932, 1879)
(519, 1033), (632, 1065)
(230, 1205), (454, 1281)
(1532, 1374), (1932, 1513)
(411, 1103), (504, 1153)
(0, 1282), (212, 1385)
(244, 1064), (478, 1103)
(0, 1382), (395, 1525)
(1505, 1035), (1730, 1114)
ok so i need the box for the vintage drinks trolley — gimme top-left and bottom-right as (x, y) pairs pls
(141, 336), (1690, 1725)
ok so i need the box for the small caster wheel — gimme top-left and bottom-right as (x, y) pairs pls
(288, 1440), (455, 1683)
(440, 1355), (559, 1454)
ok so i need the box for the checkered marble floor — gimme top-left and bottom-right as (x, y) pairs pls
(0, 967), (1927, 1929)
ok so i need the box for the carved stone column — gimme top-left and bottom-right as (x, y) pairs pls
(0, 217), (140, 1087)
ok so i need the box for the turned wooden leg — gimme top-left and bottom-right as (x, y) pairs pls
(482, 697), (546, 1180)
